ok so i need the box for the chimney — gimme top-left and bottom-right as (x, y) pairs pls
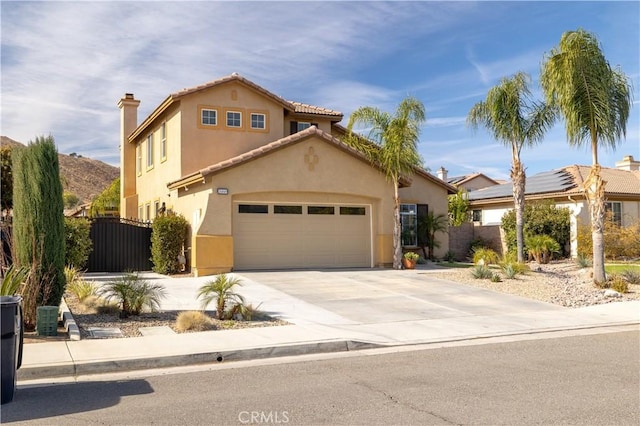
(615, 155), (640, 171)
(437, 166), (448, 181)
(118, 93), (141, 218)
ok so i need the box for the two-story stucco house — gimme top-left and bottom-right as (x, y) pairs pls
(119, 73), (455, 276)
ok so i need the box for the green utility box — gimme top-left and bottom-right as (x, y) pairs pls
(36, 306), (59, 336)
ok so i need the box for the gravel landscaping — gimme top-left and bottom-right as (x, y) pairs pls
(427, 260), (640, 308)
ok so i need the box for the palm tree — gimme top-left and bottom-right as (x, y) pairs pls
(541, 29), (632, 284)
(418, 212), (448, 260)
(467, 72), (555, 263)
(345, 97), (426, 269)
(197, 274), (244, 320)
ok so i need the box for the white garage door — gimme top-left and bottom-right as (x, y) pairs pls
(233, 203), (371, 270)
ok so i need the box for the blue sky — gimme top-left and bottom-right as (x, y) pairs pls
(1, 1), (638, 181)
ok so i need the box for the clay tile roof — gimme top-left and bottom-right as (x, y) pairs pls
(288, 101), (343, 117)
(569, 165), (640, 195)
(172, 73), (295, 111)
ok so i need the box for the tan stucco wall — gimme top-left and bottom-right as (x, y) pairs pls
(398, 175), (451, 258)
(173, 135), (399, 273)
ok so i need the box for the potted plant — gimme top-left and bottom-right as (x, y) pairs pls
(402, 252), (419, 269)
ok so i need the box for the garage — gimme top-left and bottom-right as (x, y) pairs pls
(233, 202), (372, 270)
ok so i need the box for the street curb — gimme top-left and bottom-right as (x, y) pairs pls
(59, 299), (81, 341)
(17, 339), (382, 381)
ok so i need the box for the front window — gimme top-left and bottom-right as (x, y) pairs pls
(400, 204), (417, 246)
(605, 202), (622, 225)
(202, 109), (217, 126)
(250, 113), (266, 129)
(227, 111), (242, 128)
(146, 134), (153, 169)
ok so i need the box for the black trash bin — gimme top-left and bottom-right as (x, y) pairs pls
(1, 295), (23, 404)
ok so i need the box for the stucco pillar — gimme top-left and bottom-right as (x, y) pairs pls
(118, 93), (140, 219)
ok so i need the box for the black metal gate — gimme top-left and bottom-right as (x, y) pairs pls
(86, 218), (152, 272)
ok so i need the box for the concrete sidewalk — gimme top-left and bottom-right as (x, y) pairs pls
(16, 269), (640, 383)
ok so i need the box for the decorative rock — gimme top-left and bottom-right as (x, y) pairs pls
(603, 289), (622, 298)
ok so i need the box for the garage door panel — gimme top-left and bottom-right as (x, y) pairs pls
(234, 203), (371, 270)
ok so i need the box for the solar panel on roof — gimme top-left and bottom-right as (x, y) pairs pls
(468, 169), (576, 200)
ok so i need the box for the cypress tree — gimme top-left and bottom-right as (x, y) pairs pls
(13, 135), (66, 308)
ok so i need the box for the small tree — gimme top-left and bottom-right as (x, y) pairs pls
(448, 188), (470, 226)
(197, 274), (244, 320)
(64, 217), (93, 268)
(151, 214), (189, 274)
(90, 177), (120, 217)
(12, 136), (66, 314)
(418, 212), (448, 260)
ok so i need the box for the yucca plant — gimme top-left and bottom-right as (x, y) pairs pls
(197, 274), (245, 320)
(99, 273), (166, 318)
(0, 264), (29, 296)
(620, 269), (640, 285)
(471, 264), (493, 279)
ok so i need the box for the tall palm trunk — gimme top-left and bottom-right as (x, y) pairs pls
(586, 159), (607, 283)
(511, 157), (526, 262)
(392, 179), (402, 269)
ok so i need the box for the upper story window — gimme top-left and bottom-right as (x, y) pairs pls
(226, 111), (242, 128)
(160, 122), (167, 161)
(290, 121), (318, 135)
(202, 109), (217, 126)
(605, 202), (622, 225)
(146, 134), (154, 169)
(136, 144), (142, 176)
(250, 113), (266, 129)
(472, 209), (482, 222)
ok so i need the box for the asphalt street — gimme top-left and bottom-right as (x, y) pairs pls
(3, 327), (639, 425)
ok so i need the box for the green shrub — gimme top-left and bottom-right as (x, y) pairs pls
(64, 217), (93, 268)
(99, 272), (166, 318)
(176, 311), (216, 332)
(471, 264), (493, 279)
(490, 273), (502, 282)
(151, 214), (189, 275)
(526, 234), (560, 264)
(620, 269), (640, 285)
(229, 302), (264, 321)
(472, 247), (499, 265)
(444, 250), (456, 262)
(502, 201), (570, 258)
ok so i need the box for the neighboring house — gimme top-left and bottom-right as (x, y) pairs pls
(467, 156), (640, 256)
(119, 73), (455, 275)
(436, 167), (501, 191)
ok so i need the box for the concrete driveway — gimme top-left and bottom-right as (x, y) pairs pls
(234, 268), (565, 326)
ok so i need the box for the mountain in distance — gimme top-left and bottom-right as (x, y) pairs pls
(1, 136), (119, 205)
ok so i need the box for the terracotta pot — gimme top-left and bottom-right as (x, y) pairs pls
(402, 258), (416, 269)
